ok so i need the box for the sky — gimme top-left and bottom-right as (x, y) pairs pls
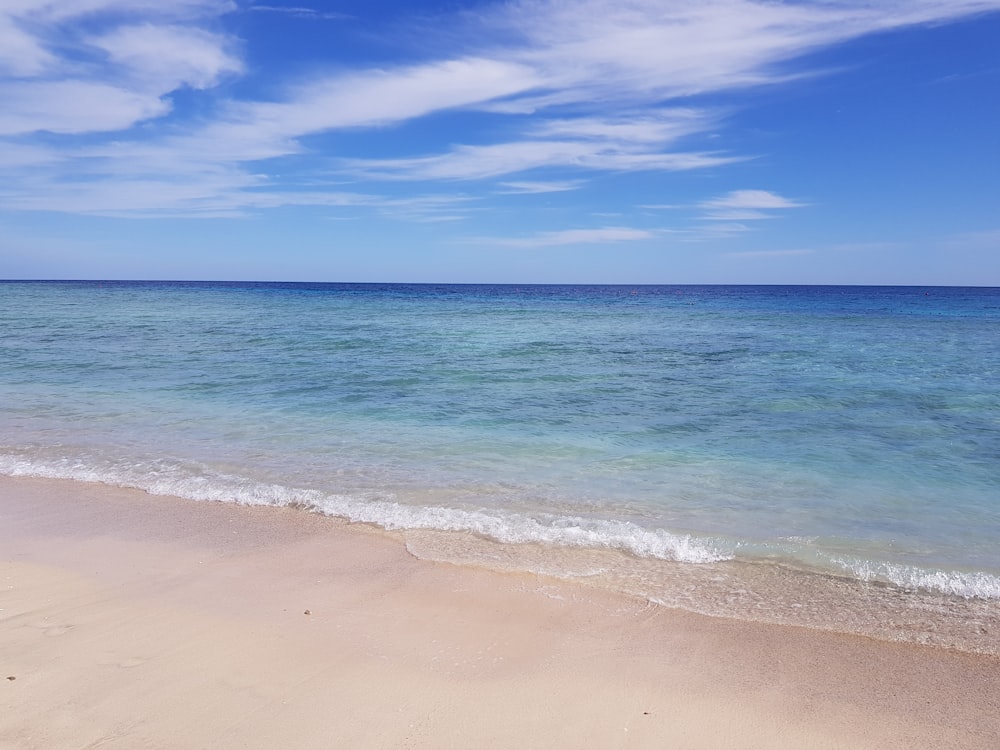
(1, 0), (999, 284)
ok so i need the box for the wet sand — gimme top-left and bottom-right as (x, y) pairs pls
(2, 476), (998, 749)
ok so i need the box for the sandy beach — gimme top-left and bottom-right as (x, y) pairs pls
(1, 475), (998, 749)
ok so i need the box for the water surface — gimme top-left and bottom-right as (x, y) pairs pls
(2, 281), (998, 650)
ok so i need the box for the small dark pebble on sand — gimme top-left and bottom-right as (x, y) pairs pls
(6, 676), (14, 681)
(304, 610), (311, 615)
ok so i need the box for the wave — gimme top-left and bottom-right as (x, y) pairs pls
(827, 556), (1000, 600)
(0, 450), (730, 565)
(4, 449), (999, 601)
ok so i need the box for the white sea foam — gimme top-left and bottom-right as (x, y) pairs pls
(6, 451), (1000, 599)
(313, 496), (732, 564)
(829, 556), (1000, 600)
(0, 451), (730, 565)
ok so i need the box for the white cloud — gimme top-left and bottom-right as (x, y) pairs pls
(701, 209), (775, 221)
(343, 139), (738, 181)
(334, 106), (727, 183)
(7, 1), (234, 23)
(485, 0), (1000, 106)
(0, 2), (240, 138)
(0, 143), (57, 167)
(635, 190), (804, 239)
(375, 193), (479, 222)
(697, 189), (805, 223)
(689, 222), (754, 239)
(0, 80), (170, 135)
(529, 109), (714, 143)
(498, 180), (585, 194)
(248, 5), (350, 21)
(0, 148), (480, 218)
(0, 0), (236, 27)
(93, 56), (541, 172)
(2, 0), (1000, 217)
(702, 189), (804, 210)
(1, 172), (375, 218)
(0, 13), (55, 75)
(254, 57), (539, 132)
(89, 23), (243, 90)
(483, 226), (655, 247)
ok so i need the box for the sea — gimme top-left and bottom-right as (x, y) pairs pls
(1, 281), (998, 653)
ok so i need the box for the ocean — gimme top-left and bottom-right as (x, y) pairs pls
(2, 281), (998, 652)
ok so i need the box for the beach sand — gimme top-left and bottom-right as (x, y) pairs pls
(1, 476), (997, 749)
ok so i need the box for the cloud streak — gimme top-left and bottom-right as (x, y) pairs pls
(1, 0), (999, 217)
(497, 180), (585, 194)
(481, 227), (655, 248)
(698, 189), (806, 222)
(702, 190), (805, 210)
(248, 5), (351, 21)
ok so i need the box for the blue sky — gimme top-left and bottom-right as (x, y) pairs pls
(1, 0), (999, 284)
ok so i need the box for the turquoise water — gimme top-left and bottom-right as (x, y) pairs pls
(2, 281), (999, 649)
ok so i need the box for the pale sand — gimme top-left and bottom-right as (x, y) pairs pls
(1, 476), (998, 749)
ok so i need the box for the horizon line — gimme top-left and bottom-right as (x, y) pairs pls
(2, 279), (998, 289)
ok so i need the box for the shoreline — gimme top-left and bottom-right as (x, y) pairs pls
(401, 526), (1000, 657)
(4, 460), (998, 656)
(3, 475), (999, 748)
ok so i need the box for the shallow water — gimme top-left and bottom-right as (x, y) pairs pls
(2, 281), (998, 650)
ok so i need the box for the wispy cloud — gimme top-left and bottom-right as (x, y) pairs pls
(0, 2), (240, 138)
(497, 180), (585, 194)
(527, 109), (714, 143)
(701, 190), (805, 211)
(0, 80), (171, 135)
(2, 0), (999, 217)
(248, 5), (351, 21)
(636, 189), (805, 239)
(90, 23), (243, 90)
(340, 106), (735, 182)
(480, 227), (655, 248)
(481, 0), (1000, 105)
(0, 12), (56, 76)
(698, 189), (806, 222)
(343, 139), (738, 182)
